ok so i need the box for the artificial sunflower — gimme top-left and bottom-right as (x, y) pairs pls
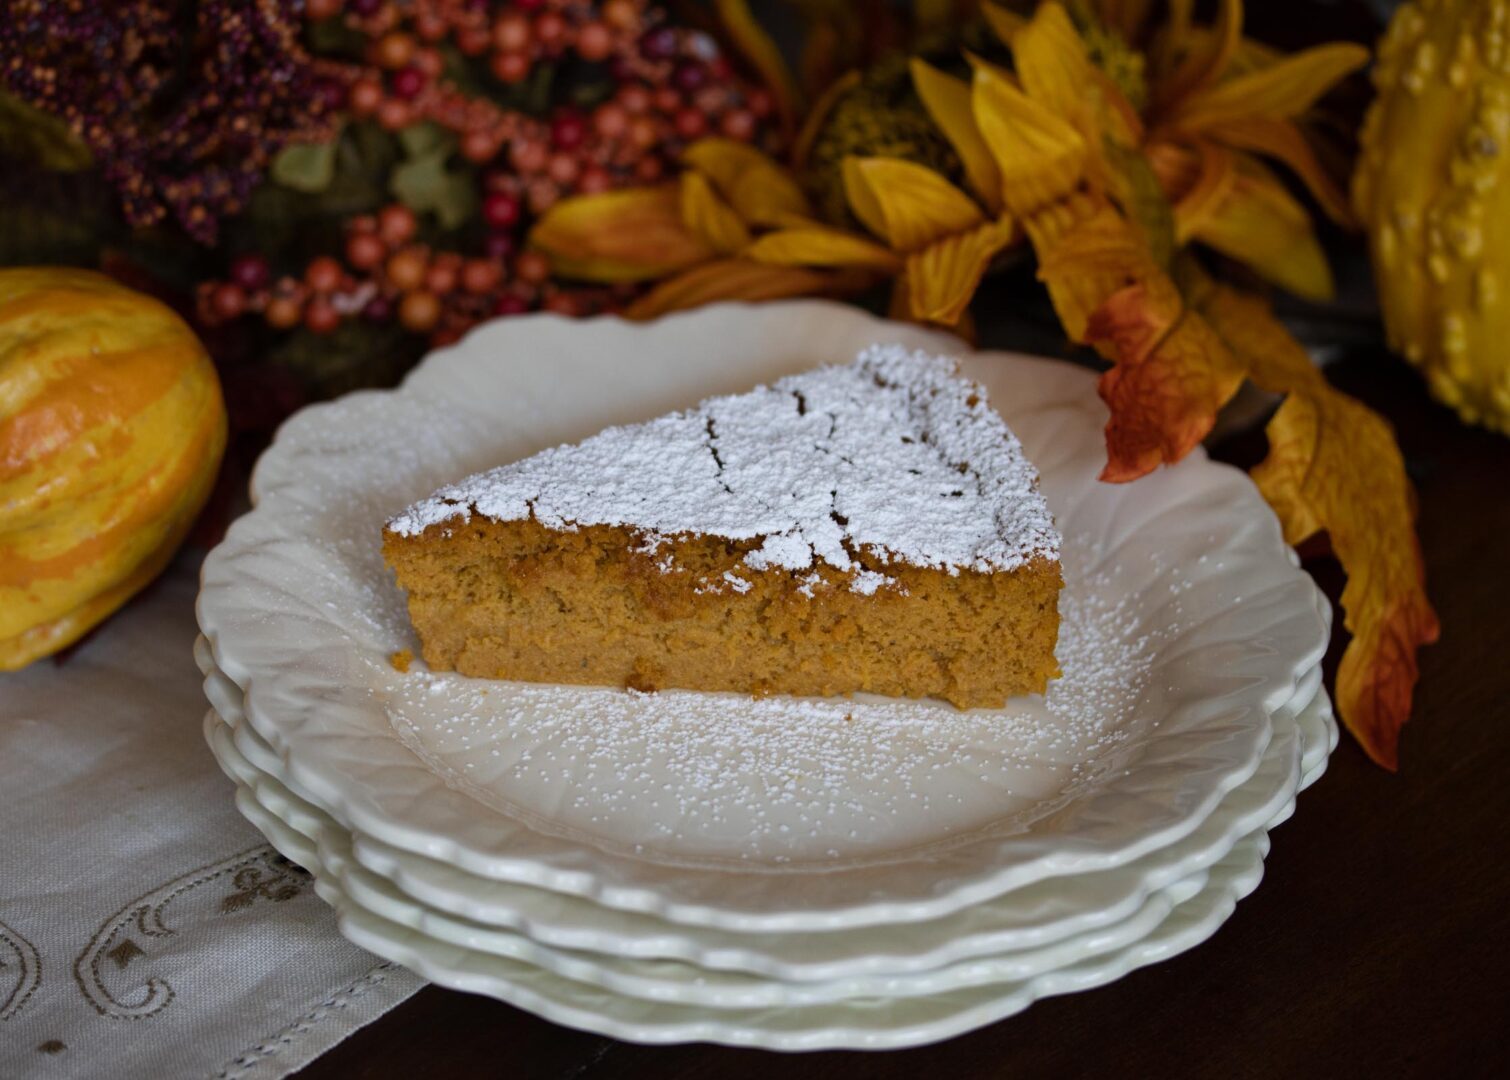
(525, 0), (1436, 769)
(964, 1), (1435, 769)
(529, 137), (899, 319)
(828, 0), (1367, 302)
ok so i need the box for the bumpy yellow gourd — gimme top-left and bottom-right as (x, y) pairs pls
(0, 268), (227, 670)
(1354, 0), (1510, 434)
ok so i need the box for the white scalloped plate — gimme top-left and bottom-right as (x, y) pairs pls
(205, 709), (1192, 1006)
(197, 301), (1328, 931)
(213, 756), (1272, 1050)
(205, 678), (1320, 1009)
(199, 636), (1333, 984)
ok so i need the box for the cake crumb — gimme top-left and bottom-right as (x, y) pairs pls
(390, 649), (413, 673)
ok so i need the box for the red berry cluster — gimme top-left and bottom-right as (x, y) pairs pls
(199, 0), (775, 343)
(336, 0), (772, 210)
(200, 202), (634, 343)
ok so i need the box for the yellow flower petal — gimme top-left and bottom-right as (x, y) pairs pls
(1009, 3), (1094, 130)
(683, 138), (812, 228)
(529, 184), (714, 283)
(1171, 42), (1369, 130)
(744, 226), (903, 272)
(841, 156), (984, 252)
(713, 0), (799, 131)
(1215, 115), (1355, 226)
(910, 59), (1002, 213)
(1192, 163), (1334, 300)
(1009, 3), (1141, 151)
(906, 218), (1017, 326)
(1153, 0), (1242, 109)
(623, 259), (840, 320)
(680, 171), (751, 254)
(981, 2), (1026, 45)
(969, 55), (1088, 217)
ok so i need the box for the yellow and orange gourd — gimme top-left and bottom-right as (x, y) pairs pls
(0, 268), (226, 670)
(1354, 0), (1510, 434)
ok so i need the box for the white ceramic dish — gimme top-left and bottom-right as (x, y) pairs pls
(207, 711), (1195, 1006)
(210, 756), (1272, 1050)
(199, 637), (1332, 985)
(206, 682), (1321, 1009)
(197, 302), (1328, 931)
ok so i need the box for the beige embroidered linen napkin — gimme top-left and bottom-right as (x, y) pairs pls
(0, 556), (424, 1079)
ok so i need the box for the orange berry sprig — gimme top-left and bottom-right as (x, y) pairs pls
(198, 202), (633, 345)
(336, 0), (771, 210)
(198, 1), (776, 345)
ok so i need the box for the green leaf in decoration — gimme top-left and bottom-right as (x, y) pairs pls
(389, 125), (476, 229)
(0, 90), (93, 171)
(271, 131), (342, 193)
(397, 121), (451, 159)
(390, 150), (477, 229)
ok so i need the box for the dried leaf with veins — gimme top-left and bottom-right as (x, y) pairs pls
(1195, 283), (1439, 769)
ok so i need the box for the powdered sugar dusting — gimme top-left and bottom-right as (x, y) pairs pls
(386, 345), (1059, 590)
(382, 533), (1163, 867)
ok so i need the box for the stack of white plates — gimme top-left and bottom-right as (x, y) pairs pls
(198, 303), (1335, 1049)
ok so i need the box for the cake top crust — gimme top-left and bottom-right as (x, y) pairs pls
(387, 344), (1060, 578)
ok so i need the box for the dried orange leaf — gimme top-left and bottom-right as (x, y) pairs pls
(623, 259), (836, 320)
(905, 218), (1017, 326)
(529, 184), (714, 282)
(744, 226), (903, 272)
(1027, 195), (1153, 340)
(1197, 284), (1439, 769)
(970, 54), (1088, 217)
(1085, 279), (1246, 480)
(1192, 162), (1334, 300)
(680, 171), (751, 254)
(841, 156), (984, 252)
(683, 138), (812, 228)
(1171, 42), (1369, 130)
(910, 59), (1002, 212)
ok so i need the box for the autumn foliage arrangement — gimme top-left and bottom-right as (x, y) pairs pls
(526, 0), (1436, 769)
(0, 0), (1437, 766)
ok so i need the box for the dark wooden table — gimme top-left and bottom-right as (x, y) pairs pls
(297, 349), (1510, 1079)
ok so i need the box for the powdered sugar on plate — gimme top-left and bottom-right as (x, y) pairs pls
(385, 344), (1059, 589)
(380, 531), (1163, 868)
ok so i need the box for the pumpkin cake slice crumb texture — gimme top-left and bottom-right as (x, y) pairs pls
(383, 344), (1062, 707)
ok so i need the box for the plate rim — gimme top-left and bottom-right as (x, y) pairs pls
(210, 744), (1273, 1052)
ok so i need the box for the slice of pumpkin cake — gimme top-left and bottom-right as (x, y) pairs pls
(382, 344), (1062, 707)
